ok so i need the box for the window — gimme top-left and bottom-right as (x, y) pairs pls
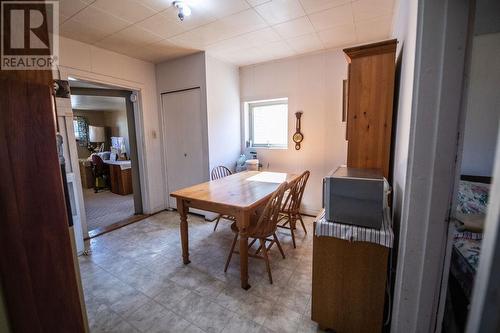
(73, 120), (80, 140)
(73, 116), (89, 147)
(248, 98), (288, 148)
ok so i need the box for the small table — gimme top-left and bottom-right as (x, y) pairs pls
(170, 171), (299, 289)
(103, 160), (132, 195)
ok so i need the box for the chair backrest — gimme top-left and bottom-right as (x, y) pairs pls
(91, 154), (105, 176)
(211, 165), (232, 180)
(282, 170), (310, 213)
(252, 182), (287, 237)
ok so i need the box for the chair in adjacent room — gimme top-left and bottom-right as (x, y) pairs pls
(277, 170), (310, 248)
(91, 154), (109, 193)
(224, 182), (287, 284)
(211, 165), (234, 231)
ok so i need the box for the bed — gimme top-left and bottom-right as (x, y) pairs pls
(445, 177), (490, 332)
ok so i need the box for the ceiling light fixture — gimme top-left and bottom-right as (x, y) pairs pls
(173, 1), (191, 21)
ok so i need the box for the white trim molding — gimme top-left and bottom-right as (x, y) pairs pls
(391, 0), (471, 332)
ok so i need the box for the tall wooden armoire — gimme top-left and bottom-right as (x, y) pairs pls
(343, 39), (397, 178)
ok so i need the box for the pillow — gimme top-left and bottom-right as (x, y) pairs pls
(456, 212), (486, 233)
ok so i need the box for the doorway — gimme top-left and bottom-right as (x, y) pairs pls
(441, 12), (500, 332)
(161, 87), (208, 209)
(69, 79), (144, 237)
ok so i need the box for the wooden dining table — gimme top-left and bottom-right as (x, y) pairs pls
(170, 170), (299, 290)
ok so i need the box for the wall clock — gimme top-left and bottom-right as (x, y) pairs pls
(293, 111), (303, 150)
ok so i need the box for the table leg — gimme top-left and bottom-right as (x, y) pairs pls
(237, 211), (250, 290)
(177, 198), (190, 265)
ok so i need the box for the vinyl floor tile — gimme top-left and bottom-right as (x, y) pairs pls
(79, 211), (319, 333)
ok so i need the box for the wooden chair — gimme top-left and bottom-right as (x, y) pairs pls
(277, 170), (310, 248)
(211, 166), (234, 231)
(211, 165), (232, 180)
(91, 154), (110, 193)
(224, 182), (287, 284)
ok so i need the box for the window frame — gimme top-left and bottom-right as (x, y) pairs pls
(247, 98), (289, 149)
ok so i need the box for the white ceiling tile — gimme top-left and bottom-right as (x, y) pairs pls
(286, 32), (324, 53)
(175, 8), (266, 46)
(220, 46), (270, 65)
(168, 28), (214, 49)
(219, 8), (267, 34)
(355, 15), (392, 43)
(254, 0), (305, 25)
(139, 0), (173, 11)
(161, 6), (217, 30)
(128, 40), (197, 63)
(308, 3), (353, 31)
(92, 0), (158, 23)
(299, 0), (351, 14)
(70, 5), (130, 34)
(137, 12), (188, 38)
(257, 40), (295, 58)
(246, 0), (271, 7)
(243, 27), (282, 46)
(206, 35), (249, 53)
(273, 16), (314, 39)
(317, 23), (356, 48)
(57, 0), (395, 66)
(352, 0), (395, 22)
(206, 26), (282, 54)
(107, 26), (163, 46)
(59, 0), (91, 18)
(194, 0), (250, 19)
(60, 19), (110, 44)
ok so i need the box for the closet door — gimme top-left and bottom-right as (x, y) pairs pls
(161, 88), (207, 208)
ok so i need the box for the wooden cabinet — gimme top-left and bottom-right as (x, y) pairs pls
(343, 39), (397, 178)
(79, 160), (94, 189)
(109, 165), (133, 195)
(312, 229), (389, 333)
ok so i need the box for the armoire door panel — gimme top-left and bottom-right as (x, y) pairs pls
(344, 39), (397, 178)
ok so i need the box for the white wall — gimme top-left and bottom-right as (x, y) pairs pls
(390, 0), (418, 233)
(389, 0), (418, 330)
(205, 55), (241, 172)
(461, 32), (500, 177)
(240, 50), (348, 215)
(59, 36), (164, 214)
(105, 110), (130, 156)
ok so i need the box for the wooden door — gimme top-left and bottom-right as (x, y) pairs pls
(0, 65), (86, 332)
(161, 88), (207, 208)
